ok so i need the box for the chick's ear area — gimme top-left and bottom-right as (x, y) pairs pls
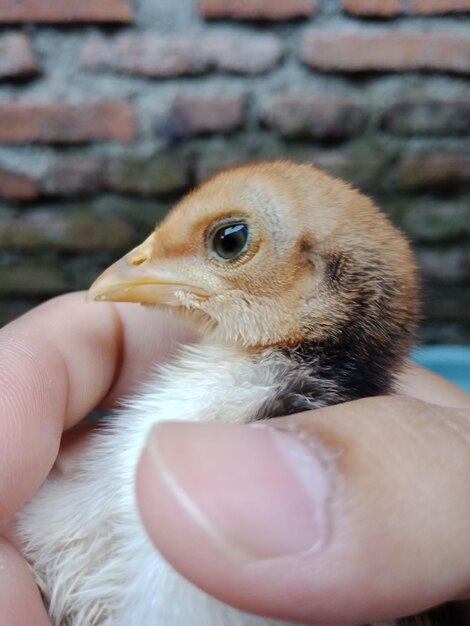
(323, 252), (348, 288)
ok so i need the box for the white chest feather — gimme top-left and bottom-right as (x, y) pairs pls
(18, 344), (397, 626)
(18, 345), (291, 626)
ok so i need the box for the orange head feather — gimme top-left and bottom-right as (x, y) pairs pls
(90, 161), (419, 360)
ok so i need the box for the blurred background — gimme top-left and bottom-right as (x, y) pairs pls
(0, 0), (468, 345)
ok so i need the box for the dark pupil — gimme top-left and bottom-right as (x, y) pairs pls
(213, 224), (248, 260)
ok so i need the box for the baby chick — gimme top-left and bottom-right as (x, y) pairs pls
(19, 161), (429, 626)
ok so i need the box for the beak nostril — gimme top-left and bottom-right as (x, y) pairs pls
(130, 256), (148, 267)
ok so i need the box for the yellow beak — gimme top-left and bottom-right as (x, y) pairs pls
(88, 236), (210, 305)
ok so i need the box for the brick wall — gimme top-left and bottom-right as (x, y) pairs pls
(0, 0), (468, 344)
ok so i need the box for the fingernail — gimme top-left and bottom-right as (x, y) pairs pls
(145, 422), (330, 561)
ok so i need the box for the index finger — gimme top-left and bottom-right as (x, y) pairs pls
(0, 292), (192, 518)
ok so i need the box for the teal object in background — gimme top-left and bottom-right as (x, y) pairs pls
(413, 346), (470, 393)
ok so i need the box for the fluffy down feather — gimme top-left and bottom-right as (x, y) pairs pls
(18, 162), (427, 626)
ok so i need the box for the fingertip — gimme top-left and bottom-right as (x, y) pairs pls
(134, 421), (369, 624)
(0, 292), (194, 517)
(0, 538), (51, 626)
(135, 402), (470, 625)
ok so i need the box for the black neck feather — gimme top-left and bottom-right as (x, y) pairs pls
(258, 324), (409, 421)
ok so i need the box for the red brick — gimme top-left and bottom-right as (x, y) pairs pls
(0, 262), (68, 296)
(343, 0), (470, 17)
(0, 103), (135, 144)
(261, 95), (364, 139)
(82, 34), (209, 77)
(415, 247), (469, 285)
(196, 153), (250, 183)
(301, 33), (470, 74)
(0, 210), (135, 252)
(42, 156), (105, 196)
(0, 33), (39, 79)
(200, 0), (317, 20)
(167, 97), (245, 136)
(382, 98), (470, 135)
(105, 152), (191, 196)
(398, 152), (470, 190)
(0, 0), (133, 23)
(342, 0), (401, 16)
(0, 169), (39, 202)
(195, 145), (393, 193)
(401, 200), (469, 243)
(312, 149), (392, 192)
(207, 35), (282, 74)
(82, 33), (282, 77)
(410, 0), (470, 14)
(421, 286), (470, 325)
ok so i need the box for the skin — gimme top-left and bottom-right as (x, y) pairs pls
(0, 292), (469, 626)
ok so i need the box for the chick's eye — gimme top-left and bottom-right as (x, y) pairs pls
(211, 223), (249, 261)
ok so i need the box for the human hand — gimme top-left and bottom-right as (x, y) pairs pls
(0, 292), (193, 625)
(1, 293), (469, 625)
(137, 373), (470, 624)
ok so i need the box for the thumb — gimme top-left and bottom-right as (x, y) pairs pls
(136, 397), (470, 625)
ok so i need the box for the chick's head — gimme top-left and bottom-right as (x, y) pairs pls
(90, 161), (419, 354)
